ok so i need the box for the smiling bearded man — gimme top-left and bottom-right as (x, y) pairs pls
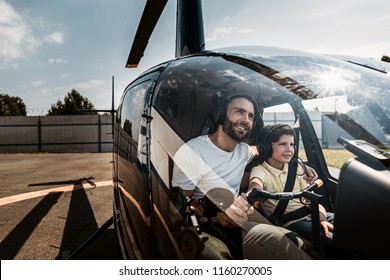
(172, 93), (313, 260)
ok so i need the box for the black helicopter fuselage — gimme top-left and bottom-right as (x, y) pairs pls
(112, 46), (390, 259)
(113, 0), (390, 260)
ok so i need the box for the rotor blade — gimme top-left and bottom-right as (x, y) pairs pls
(126, 0), (168, 68)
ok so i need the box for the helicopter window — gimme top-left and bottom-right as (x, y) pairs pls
(121, 82), (151, 137)
(302, 95), (390, 150)
(220, 46), (390, 149)
(153, 56), (273, 142)
(120, 80), (152, 162)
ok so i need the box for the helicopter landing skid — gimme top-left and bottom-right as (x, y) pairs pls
(66, 216), (114, 260)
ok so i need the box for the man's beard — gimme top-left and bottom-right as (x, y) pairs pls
(223, 120), (250, 142)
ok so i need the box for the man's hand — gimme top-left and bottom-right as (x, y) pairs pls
(224, 193), (254, 226)
(320, 221), (334, 238)
(318, 205), (333, 238)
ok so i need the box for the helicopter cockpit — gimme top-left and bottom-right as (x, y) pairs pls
(113, 46), (390, 259)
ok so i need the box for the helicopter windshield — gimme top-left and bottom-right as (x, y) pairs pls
(152, 45), (390, 186)
(213, 46), (390, 150)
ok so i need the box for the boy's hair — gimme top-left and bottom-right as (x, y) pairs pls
(256, 124), (295, 163)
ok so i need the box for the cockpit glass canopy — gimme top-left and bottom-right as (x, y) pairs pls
(217, 46), (390, 148)
(154, 46), (390, 149)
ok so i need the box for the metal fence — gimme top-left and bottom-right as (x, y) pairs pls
(0, 112), (345, 153)
(262, 111), (324, 148)
(0, 115), (113, 153)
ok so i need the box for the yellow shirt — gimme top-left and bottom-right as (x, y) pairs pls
(249, 161), (308, 225)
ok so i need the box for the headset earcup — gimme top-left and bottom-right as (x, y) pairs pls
(256, 125), (275, 162)
(217, 107), (226, 125)
(265, 140), (272, 158)
(257, 143), (267, 163)
(212, 110), (219, 125)
(213, 109), (225, 125)
(256, 124), (295, 163)
(212, 98), (225, 125)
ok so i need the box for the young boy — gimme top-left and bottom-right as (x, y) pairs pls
(248, 124), (334, 249)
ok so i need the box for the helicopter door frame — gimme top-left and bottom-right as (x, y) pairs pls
(113, 65), (166, 259)
(139, 78), (160, 256)
(219, 53), (337, 211)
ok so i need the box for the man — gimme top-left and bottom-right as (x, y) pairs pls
(172, 93), (314, 259)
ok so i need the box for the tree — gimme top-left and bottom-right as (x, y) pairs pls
(47, 89), (97, 115)
(382, 55), (390, 63)
(0, 93), (27, 116)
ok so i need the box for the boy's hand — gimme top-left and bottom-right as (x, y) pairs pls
(303, 165), (318, 184)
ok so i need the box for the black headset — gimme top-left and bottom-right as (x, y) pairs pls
(256, 124), (293, 163)
(212, 92), (261, 128)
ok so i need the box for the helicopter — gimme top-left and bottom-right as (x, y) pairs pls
(110, 0), (390, 260)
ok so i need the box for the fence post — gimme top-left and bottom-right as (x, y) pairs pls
(38, 116), (42, 152)
(98, 115), (102, 152)
(321, 114), (328, 149)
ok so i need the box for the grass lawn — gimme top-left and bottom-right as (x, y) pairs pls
(322, 149), (357, 169)
(300, 149), (355, 169)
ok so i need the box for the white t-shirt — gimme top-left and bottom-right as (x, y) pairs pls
(172, 135), (254, 200)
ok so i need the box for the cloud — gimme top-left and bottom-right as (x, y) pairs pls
(348, 42), (390, 60)
(60, 73), (69, 79)
(72, 79), (106, 91)
(32, 80), (47, 87)
(307, 42), (390, 60)
(207, 26), (256, 42)
(0, 1), (65, 69)
(0, 0), (40, 64)
(45, 31), (64, 44)
(48, 58), (68, 64)
(93, 63), (104, 69)
(305, 9), (338, 21)
(38, 86), (67, 96)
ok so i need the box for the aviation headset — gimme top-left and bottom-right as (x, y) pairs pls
(256, 124), (296, 163)
(212, 92), (261, 128)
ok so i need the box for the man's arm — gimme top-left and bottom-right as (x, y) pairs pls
(221, 193), (253, 227)
(319, 204), (334, 237)
(250, 145), (259, 156)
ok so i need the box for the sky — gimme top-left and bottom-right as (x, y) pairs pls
(1, 0), (389, 116)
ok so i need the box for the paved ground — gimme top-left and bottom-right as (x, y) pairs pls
(0, 153), (122, 260)
(0, 153), (343, 261)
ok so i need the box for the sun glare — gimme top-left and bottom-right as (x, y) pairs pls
(318, 67), (351, 95)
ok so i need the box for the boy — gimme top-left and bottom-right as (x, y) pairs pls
(249, 124), (334, 249)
